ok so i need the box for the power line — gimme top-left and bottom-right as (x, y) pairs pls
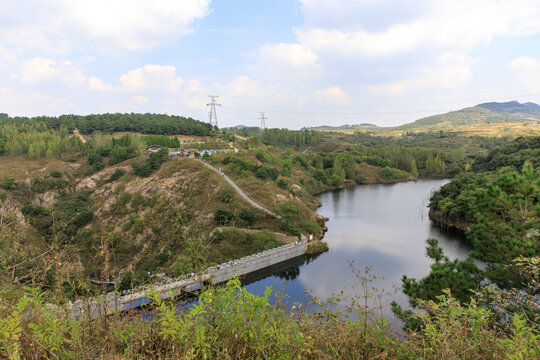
(217, 92), (540, 115)
(259, 112), (267, 128)
(206, 95), (221, 127)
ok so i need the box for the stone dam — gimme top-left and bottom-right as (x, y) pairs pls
(66, 239), (308, 320)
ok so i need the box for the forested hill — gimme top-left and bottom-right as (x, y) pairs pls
(478, 100), (540, 116)
(399, 100), (540, 130)
(0, 113), (213, 136)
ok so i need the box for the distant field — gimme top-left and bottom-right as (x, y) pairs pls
(382, 122), (540, 137)
(315, 122), (540, 137)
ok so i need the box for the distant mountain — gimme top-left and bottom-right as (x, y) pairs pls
(477, 101), (540, 116)
(309, 123), (378, 131)
(398, 101), (540, 131)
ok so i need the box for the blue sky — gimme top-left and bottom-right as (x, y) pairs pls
(1, 0), (540, 128)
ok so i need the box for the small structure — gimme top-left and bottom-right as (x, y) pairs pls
(168, 151), (184, 157)
(146, 145), (163, 152)
(185, 148), (198, 157)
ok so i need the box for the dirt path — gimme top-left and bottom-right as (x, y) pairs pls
(196, 159), (282, 220)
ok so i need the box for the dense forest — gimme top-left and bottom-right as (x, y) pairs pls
(0, 112), (213, 138)
(393, 137), (540, 332)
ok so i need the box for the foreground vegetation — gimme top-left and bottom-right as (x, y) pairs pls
(0, 277), (537, 359)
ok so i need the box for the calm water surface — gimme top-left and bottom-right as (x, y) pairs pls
(243, 179), (471, 318)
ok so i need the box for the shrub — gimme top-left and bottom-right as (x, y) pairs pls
(49, 170), (63, 178)
(108, 168), (126, 182)
(255, 152), (266, 162)
(277, 179), (288, 190)
(281, 162), (291, 177)
(330, 174), (344, 187)
(220, 189), (234, 203)
(275, 203), (299, 222)
(300, 219), (321, 234)
(210, 230), (223, 243)
(279, 221), (301, 237)
(238, 208), (257, 226)
(214, 208), (234, 225)
(73, 210), (93, 228)
(313, 169), (329, 185)
(1, 177), (15, 191)
(380, 166), (396, 179)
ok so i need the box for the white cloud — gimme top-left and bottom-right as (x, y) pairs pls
(508, 56), (540, 92)
(119, 64), (184, 92)
(0, 0), (211, 52)
(297, 0), (540, 57)
(312, 86), (350, 105)
(130, 95), (150, 105)
(227, 76), (259, 96)
(88, 77), (115, 92)
(0, 47), (17, 68)
(257, 43), (317, 67)
(370, 53), (474, 94)
(20, 57), (87, 88)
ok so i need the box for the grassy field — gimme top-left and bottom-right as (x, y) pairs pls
(0, 156), (76, 181)
(316, 122), (540, 137)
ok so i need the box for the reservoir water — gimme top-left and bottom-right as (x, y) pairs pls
(243, 179), (472, 321)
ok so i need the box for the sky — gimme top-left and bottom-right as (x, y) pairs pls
(1, 0), (540, 129)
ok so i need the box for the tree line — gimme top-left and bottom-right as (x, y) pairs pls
(0, 112), (213, 136)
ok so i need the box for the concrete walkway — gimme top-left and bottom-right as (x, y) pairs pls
(196, 159), (282, 220)
(66, 240), (306, 320)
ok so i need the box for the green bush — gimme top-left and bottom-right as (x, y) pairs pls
(275, 203), (299, 222)
(1, 177), (15, 190)
(220, 189), (234, 203)
(300, 219), (321, 234)
(49, 170), (63, 178)
(380, 166), (396, 179)
(277, 179), (288, 190)
(330, 174), (344, 187)
(108, 168), (126, 182)
(214, 208), (234, 225)
(238, 208), (257, 226)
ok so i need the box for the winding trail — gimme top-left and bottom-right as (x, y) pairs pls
(196, 159), (282, 220)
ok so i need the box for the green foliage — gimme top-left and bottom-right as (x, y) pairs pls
(275, 203), (299, 222)
(281, 161), (291, 177)
(0, 178), (15, 191)
(107, 168), (126, 182)
(330, 173), (344, 187)
(143, 134), (181, 148)
(430, 157), (540, 288)
(277, 178), (288, 190)
(132, 148), (168, 177)
(300, 219), (321, 234)
(213, 208), (234, 225)
(0, 277), (537, 359)
(219, 188), (233, 203)
(400, 239), (484, 306)
(49, 170), (63, 178)
(238, 207), (258, 226)
(255, 165), (279, 181)
(262, 128), (320, 147)
(473, 136), (540, 172)
(380, 166), (396, 179)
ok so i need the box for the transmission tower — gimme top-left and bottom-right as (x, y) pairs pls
(207, 95), (221, 127)
(259, 112), (267, 129)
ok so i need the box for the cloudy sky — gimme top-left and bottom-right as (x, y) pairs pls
(1, 0), (540, 128)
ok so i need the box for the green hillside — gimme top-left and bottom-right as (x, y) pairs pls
(398, 101), (540, 131)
